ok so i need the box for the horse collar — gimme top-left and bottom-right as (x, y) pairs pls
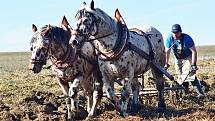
(97, 18), (129, 61)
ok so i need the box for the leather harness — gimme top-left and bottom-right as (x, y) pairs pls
(90, 16), (174, 80)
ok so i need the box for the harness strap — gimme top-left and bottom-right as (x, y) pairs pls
(128, 37), (174, 81)
(127, 30), (155, 61)
(129, 29), (151, 73)
(128, 42), (149, 60)
(145, 34), (155, 60)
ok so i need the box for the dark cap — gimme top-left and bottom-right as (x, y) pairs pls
(171, 24), (182, 33)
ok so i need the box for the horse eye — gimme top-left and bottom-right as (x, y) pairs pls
(30, 47), (33, 51)
(83, 19), (88, 24)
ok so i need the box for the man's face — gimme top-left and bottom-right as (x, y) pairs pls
(172, 31), (182, 39)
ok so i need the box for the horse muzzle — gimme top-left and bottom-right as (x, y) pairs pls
(28, 63), (34, 70)
(28, 61), (44, 73)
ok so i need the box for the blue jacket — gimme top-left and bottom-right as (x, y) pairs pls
(165, 33), (194, 59)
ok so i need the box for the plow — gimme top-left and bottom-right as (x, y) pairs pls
(102, 73), (185, 105)
(101, 59), (186, 105)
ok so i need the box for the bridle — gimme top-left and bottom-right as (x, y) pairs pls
(30, 26), (74, 69)
(73, 10), (114, 45)
(30, 34), (51, 66)
(73, 9), (129, 61)
(30, 58), (47, 65)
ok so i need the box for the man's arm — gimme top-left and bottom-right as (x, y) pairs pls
(164, 35), (172, 69)
(164, 47), (171, 70)
(165, 47), (171, 65)
(189, 45), (197, 65)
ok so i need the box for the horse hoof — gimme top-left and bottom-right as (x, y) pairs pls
(158, 102), (166, 109)
(130, 103), (140, 113)
(157, 106), (166, 113)
(157, 107), (166, 113)
(120, 111), (128, 118)
(86, 115), (94, 120)
(157, 102), (166, 113)
(86, 113), (95, 120)
(67, 118), (75, 121)
(67, 112), (76, 121)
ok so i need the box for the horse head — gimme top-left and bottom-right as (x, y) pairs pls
(69, 0), (119, 49)
(29, 16), (71, 73)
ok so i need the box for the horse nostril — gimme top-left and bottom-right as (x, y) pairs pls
(28, 63), (34, 70)
(71, 40), (79, 47)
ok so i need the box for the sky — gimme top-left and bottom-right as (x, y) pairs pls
(0, 0), (214, 52)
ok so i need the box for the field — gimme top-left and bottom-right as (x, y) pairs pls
(0, 46), (215, 121)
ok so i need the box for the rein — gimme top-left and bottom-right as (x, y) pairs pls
(86, 32), (114, 42)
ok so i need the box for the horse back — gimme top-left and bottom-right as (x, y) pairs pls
(129, 26), (165, 66)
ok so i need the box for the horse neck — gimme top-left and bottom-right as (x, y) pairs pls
(49, 41), (69, 60)
(93, 18), (118, 52)
(81, 42), (96, 60)
(49, 27), (72, 60)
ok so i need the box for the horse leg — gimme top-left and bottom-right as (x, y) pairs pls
(87, 93), (93, 113)
(102, 72), (119, 111)
(87, 83), (103, 119)
(131, 77), (140, 113)
(87, 69), (103, 118)
(80, 77), (93, 118)
(69, 76), (83, 113)
(151, 65), (166, 112)
(120, 69), (134, 117)
(56, 77), (72, 119)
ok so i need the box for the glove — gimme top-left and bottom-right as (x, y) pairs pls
(190, 64), (198, 74)
(164, 63), (170, 70)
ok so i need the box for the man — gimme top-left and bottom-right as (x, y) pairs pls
(164, 24), (205, 97)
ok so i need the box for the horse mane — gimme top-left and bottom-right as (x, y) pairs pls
(40, 25), (70, 44)
(75, 6), (112, 24)
(94, 8), (112, 22)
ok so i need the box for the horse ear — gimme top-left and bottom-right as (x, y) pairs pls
(90, 0), (95, 10)
(32, 24), (37, 32)
(62, 16), (69, 28)
(44, 24), (50, 35)
(83, 1), (86, 6)
(115, 9), (122, 21)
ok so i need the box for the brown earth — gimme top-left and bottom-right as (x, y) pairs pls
(0, 51), (215, 121)
(0, 79), (214, 121)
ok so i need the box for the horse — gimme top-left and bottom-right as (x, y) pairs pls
(69, 1), (166, 116)
(28, 16), (103, 119)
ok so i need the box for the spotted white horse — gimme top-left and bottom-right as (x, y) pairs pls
(28, 17), (103, 119)
(69, 1), (167, 116)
